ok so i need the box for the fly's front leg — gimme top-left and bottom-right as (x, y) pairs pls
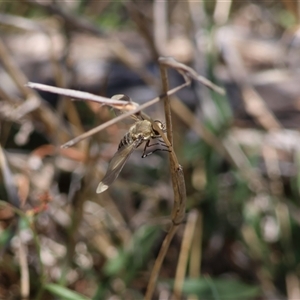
(142, 140), (151, 158)
(142, 148), (171, 157)
(142, 139), (171, 158)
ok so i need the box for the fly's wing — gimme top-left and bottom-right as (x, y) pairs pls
(96, 137), (142, 193)
(111, 94), (142, 122)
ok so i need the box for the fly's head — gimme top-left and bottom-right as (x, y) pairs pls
(129, 119), (166, 141)
(151, 120), (166, 138)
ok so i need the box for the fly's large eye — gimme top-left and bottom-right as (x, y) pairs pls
(153, 129), (160, 135)
(153, 120), (165, 135)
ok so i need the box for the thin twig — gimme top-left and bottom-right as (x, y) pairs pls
(0, 38), (30, 97)
(173, 210), (199, 299)
(145, 58), (188, 300)
(27, 81), (189, 148)
(188, 212), (203, 300)
(145, 224), (178, 300)
(0, 145), (20, 208)
(286, 272), (300, 300)
(19, 236), (29, 300)
(213, 0), (232, 25)
(157, 62), (186, 224)
(160, 62), (173, 144)
(153, 0), (168, 55)
(158, 57), (225, 95)
(126, 1), (159, 60)
(26, 82), (139, 107)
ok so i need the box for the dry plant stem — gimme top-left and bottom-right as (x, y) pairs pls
(173, 210), (199, 299)
(0, 12), (45, 31)
(262, 145), (283, 196)
(286, 272), (300, 300)
(160, 64), (173, 144)
(158, 57), (225, 95)
(0, 39), (29, 97)
(213, 0), (232, 25)
(19, 237), (29, 300)
(26, 82), (135, 107)
(28, 81), (189, 148)
(189, 212), (202, 278)
(0, 145), (20, 208)
(153, 0), (168, 55)
(126, 2), (159, 60)
(298, 0), (300, 23)
(28, 58), (222, 147)
(0, 85), (19, 103)
(158, 63), (186, 224)
(187, 213), (203, 300)
(145, 224), (178, 300)
(188, 0), (206, 29)
(145, 60), (187, 300)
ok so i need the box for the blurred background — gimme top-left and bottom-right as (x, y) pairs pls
(1, 0), (300, 299)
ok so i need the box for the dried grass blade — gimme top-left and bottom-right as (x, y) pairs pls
(26, 82), (139, 109)
(173, 210), (199, 299)
(158, 57), (225, 95)
(60, 82), (189, 148)
(0, 145), (20, 208)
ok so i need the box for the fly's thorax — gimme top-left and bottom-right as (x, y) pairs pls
(118, 120), (165, 150)
(129, 120), (153, 140)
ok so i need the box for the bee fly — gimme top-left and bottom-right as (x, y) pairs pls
(96, 117), (168, 194)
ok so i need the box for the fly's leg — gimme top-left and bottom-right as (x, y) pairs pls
(142, 140), (151, 158)
(157, 139), (172, 148)
(142, 148), (171, 158)
(142, 140), (171, 158)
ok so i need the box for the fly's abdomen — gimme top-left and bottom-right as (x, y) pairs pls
(118, 132), (133, 149)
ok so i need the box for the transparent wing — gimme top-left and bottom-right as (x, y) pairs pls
(96, 137), (142, 193)
(110, 94), (142, 122)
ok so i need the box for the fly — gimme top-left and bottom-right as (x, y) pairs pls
(96, 118), (168, 194)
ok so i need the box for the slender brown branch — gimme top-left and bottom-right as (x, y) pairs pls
(26, 82), (138, 107)
(173, 210), (199, 299)
(160, 63), (173, 144)
(145, 224), (178, 300)
(0, 38), (30, 97)
(158, 57), (225, 95)
(158, 60), (186, 225)
(19, 237), (29, 300)
(189, 212), (203, 278)
(145, 58), (188, 300)
(26, 81), (190, 148)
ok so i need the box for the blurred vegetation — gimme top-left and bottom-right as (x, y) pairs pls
(1, 0), (300, 299)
